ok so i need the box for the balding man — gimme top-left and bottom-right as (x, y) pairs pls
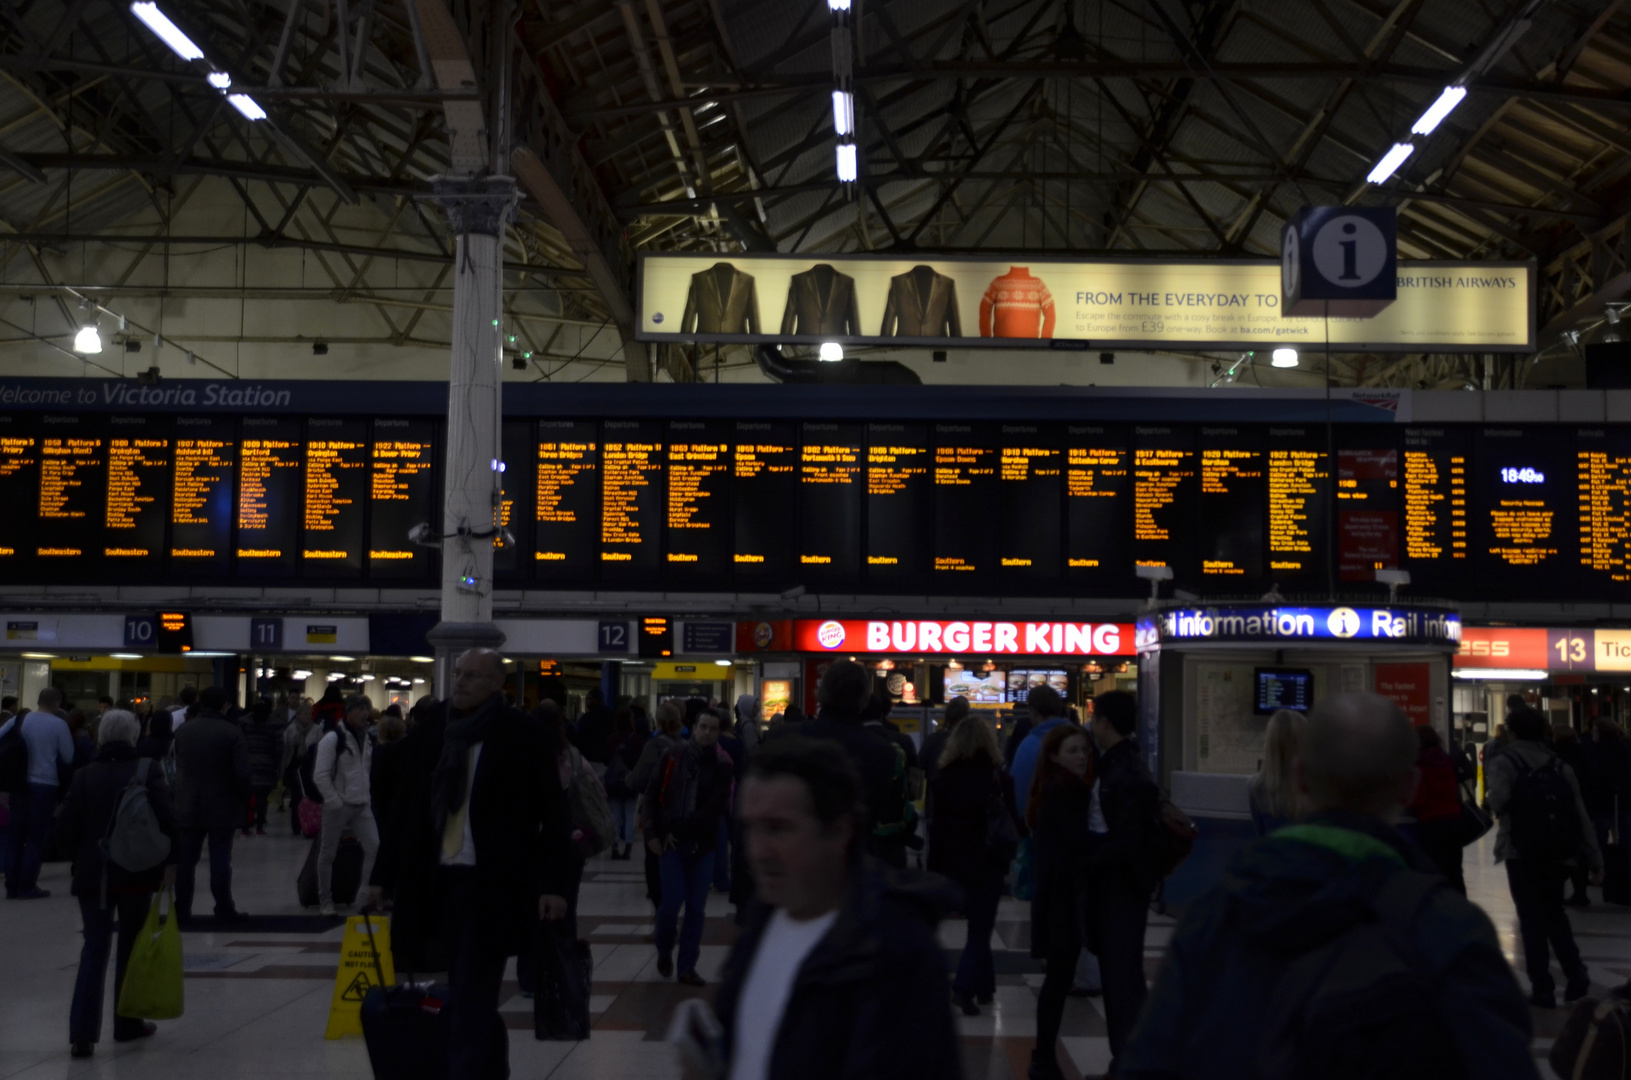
(370, 649), (573, 1080)
(1, 687), (75, 898)
(1120, 693), (1537, 1080)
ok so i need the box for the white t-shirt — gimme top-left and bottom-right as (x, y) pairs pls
(729, 907), (839, 1080)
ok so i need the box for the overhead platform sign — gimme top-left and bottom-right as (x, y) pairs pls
(636, 252), (1533, 353)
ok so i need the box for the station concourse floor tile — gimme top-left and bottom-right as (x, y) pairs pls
(0, 829), (1602, 1078)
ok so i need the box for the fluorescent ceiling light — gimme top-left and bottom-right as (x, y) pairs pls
(189, 651), (233, 657)
(111, 653), (142, 660)
(1411, 86), (1466, 136)
(819, 341), (844, 361)
(207, 71), (231, 89)
(412, 677), (425, 684)
(130, 2), (204, 61)
(1366, 142), (1415, 185)
(410, 656), (434, 663)
(292, 670), (313, 679)
(74, 324), (103, 354)
(1270, 347), (1298, 368)
(227, 94), (266, 121)
(358, 674), (375, 681)
(20, 652), (56, 659)
(835, 143), (857, 183)
(329, 655), (356, 662)
(827, 0), (850, 9)
(714, 659), (732, 667)
(1451, 668), (1548, 680)
(831, 90), (853, 136)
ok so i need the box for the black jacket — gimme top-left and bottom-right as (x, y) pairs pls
(769, 708), (897, 837)
(927, 756), (1015, 888)
(55, 744), (179, 898)
(371, 696), (575, 969)
(715, 862), (964, 1080)
(1030, 779), (1093, 958)
(639, 738), (733, 852)
(1091, 738), (1162, 895)
(240, 717), (285, 790)
(1119, 811), (1536, 1080)
(172, 711), (252, 830)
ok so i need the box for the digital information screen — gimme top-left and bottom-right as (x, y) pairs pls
(368, 419), (436, 578)
(933, 423), (998, 578)
(1198, 426), (1263, 580)
(170, 416), (236, 575)
(1577, 427), (1631, 591)
(1400, 427), (1468, 594)
(999, 425), (1062, 581)
(103, 416), (170, 568)
(665, 421), (731, 582)
(1473, 426), (1572, 595)
(237, 417), (303, 578)
(1133, 426), (1197, 578)
(37, 416), (105, 572)
(733, 422), (797, 582)
(600, 420), (661, 580)
(494, 420), (533, 575)
(537, 419), (601, 581)
(302, 418), (368, 576)
(1266, 427), (1330, 583)
(865, 422), (930, 586)
(1255, 668), (1313, 713)
(1336, 440), (1398, 582)
(797, 422), (862, 581)
(0, 415), (36, 569)
(1065, 426), (1132, 592)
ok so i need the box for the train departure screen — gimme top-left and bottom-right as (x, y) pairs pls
(1473, 427), (1572, 593)
(237, 417), (303, 578)
(37, 417), (105, 568)
(368, 419), (436, 578)
(494, 420), (533, 574)
(998, 425), (1062, 580)
(1401, 427), (1468, 592)
(600, 420), (661, 579)
(302, 419), (368, 576)
(1266, 427), (1330, 582)
(1065, 427), (1132, 591)
(536, 419), (601, 581)
(665, 421), (731, 581)
(1576, 427), (1631, 590)
(798, 422), (862, 580)
(1133, 427), (1197, 580)
(733, 422), (797, 584)
(1198, 427), (1263, 580)
(0, 416), (36, 567)
(865, 423), (930, 584)
(1335, 442), (1399, 582)
(933, 424), (998, 577)
(170, 416), (236, 576)
(103, 416), (170, 567)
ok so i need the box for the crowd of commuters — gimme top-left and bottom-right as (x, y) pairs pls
(0, 658), (1574, 1079)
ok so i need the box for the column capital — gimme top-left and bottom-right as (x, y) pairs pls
(430, 174), (519, 237)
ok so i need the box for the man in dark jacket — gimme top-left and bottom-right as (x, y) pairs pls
(369, 649), (573, 1080)
(1119, 693), (1537, 1080)
(55, 709), (179, 1056)
(171, 685), (251, 921)
(642, 709), (732, 985)
(574, 686), (613, 765)
(715, 734), (963, 1080)
(239, 700), (284, 836)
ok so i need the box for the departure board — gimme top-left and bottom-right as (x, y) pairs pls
(600, 420), (661, 579)
(367, 419), (436, 579)
(1266, 427), (1330, 583)
(103, 415), (170, 567)
(1336, 439), (1399, 582)
(170, 416), (236, 575)
(933, 424), (998, 578)
(1400, 427), (1468, 593)
(998, 425), (1062, 580)
(536, 419), (601, 581)
(1576, 427), (1631, 590)
(665, 421), (731, 582)
(237, 417), (303, 577)
(865, 422), (930, 584)
(797, 422), (862, 580)
(302, 418), (368, 576)
(494, 420), (533, 574)
(1065, 426), (1133, 592)
(1133, 426), (1197, 579)
(1473, 427), (1572, 593)
(1198, 427), (1264, 580)
(733, 422), (798, 584)
(0, 416), (36, 569)
(36, 416), (105, 570)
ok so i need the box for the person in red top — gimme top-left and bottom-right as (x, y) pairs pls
(979, 266), (1056, 338)
(1408, 725), (1465, 894)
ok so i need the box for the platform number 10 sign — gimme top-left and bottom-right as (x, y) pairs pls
(123, 615), (155, 649)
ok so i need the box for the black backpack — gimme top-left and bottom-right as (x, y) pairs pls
(1259, 868), (1458, 1080)
(1508, 755), (1586, 864)
(0, 714), (29, 793)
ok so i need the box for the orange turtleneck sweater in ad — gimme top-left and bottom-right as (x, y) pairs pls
(979, 267), (1056, 338)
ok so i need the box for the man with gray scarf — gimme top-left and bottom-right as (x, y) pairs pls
(370, 649), (573, 1080)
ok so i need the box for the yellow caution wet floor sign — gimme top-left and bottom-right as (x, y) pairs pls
(326, 915), (394, 1039)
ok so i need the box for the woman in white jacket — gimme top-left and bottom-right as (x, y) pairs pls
(312, 695), (378, 915)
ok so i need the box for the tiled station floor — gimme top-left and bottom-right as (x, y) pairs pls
(0, 829), (1620, 1079)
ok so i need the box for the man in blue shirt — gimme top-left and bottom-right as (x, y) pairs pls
(1010, 686), (1069, 818)
(2, 687), (75, 898)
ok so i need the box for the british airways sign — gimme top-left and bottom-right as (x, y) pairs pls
(1137, 605), (1461, 649)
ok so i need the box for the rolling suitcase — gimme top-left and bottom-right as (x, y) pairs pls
(359, 915), (450, 1080)
(297, 834), (363, 908)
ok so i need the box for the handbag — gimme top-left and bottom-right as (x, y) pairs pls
(534, 922), (592, 1041)
(117, 888), (184, 1020)
(1453, 779), (1494, 847)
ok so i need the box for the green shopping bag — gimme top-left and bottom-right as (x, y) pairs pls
(117, 888), (184, 1020)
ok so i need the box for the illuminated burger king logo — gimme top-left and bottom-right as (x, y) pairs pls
(753, 622), (775, 649)
(815, 620), (847, 649)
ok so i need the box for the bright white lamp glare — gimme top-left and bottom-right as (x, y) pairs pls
(1451, 668), (1548, 680)
(831, 90), (853, 136)
(1270, 347), (1298, 368)
(73, 324), (103, 354)
(129, 2), (204, 60)
(819, 341), (844, 361)
(227, 94), (267, 121)
(827, 0), (851, 9)
(714, 659), (732, 667)
(207, 71), (231, 89)
(1366, 142), (1416, 185)
(835, 143), (857, 182)
(1411, 86), (1467, 136)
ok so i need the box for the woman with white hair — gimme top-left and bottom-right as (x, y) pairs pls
(54, 709), (179, 1058)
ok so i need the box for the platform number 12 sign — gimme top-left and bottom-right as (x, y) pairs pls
(598, 621), (630, 654)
